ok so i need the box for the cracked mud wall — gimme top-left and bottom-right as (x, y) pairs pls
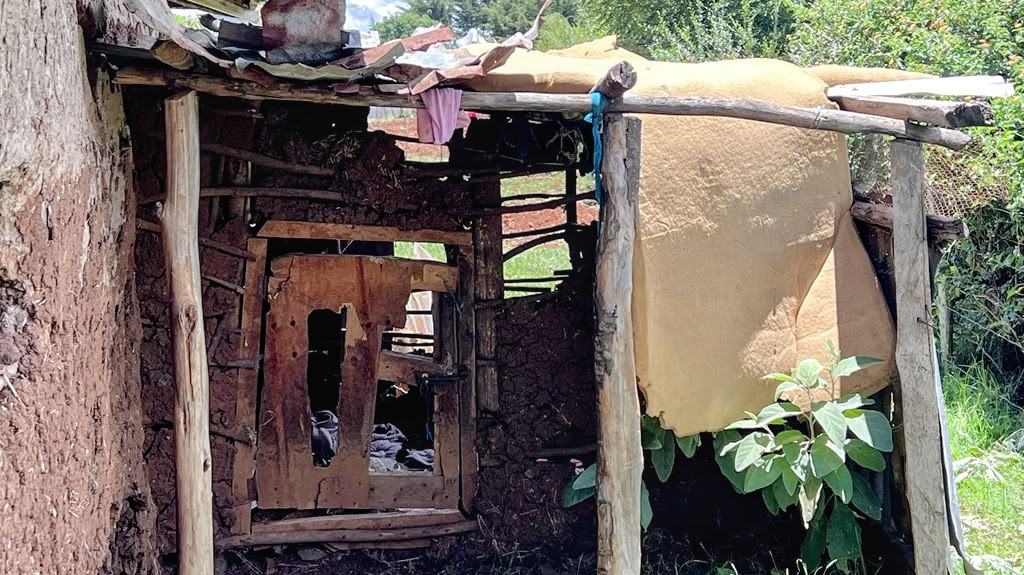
(0, 2), (157, 574)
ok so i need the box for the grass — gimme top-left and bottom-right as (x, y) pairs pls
(944, 364), (1024, 575)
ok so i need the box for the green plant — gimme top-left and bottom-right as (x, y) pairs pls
(712, 354), (889, 573)
(562, 413), (701, 530)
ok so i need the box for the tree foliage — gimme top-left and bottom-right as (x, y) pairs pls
(374, 0), (586, 39)
(790, 0), (1024, 379)
(582, 0), (800, 61)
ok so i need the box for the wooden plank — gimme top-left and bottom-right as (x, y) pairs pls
(114, 67), (973, 150)
(252, 509), (465, 534)
(376, 350), (442, 385)
(450, 245), (478, 512)
(473, 181), (502, 412)
(229, 238), (267, 535)
(828, 75), (1014, 99)
(161, 90), (215, 575)
(891, 138), (949, 575)
(851, 201), (967, 242)
(216, 520), (478, 549)
(831, 96), (993, 128)
(594, 114), (643, 575)
(367, 474), (457, 509)
(257, 219), (472, 246)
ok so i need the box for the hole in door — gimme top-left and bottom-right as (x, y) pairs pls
(307, 308), (347, 468)
(369, 379), (435, 473)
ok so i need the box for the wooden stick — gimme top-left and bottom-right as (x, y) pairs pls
(502, 232), (567, 262)
(113, 68), (971, 150)
(832, 96), (993, 128)
(891, 138), (950, 575)
(828, 75), (1014, 99)
(202, 274), (246, 295)
(138, 219), (256, 260)
(216, 520), (478, 549)
(594, 114), (643, 574)
(473, 180), (502, 413)
(475, 192), (595, 216)
(503, 222), (568, 239)
(851, 201), (967, 242)
(504, 286), (551, 293)
(257, 219), (471, 246)
(161, 90), (215, 575)
(500, 192), (568, 202)
(591, 61), (637, 99)
(528, 443), (598, 458)
(504, 276), (563, 284)
(143, 129), (332, 177)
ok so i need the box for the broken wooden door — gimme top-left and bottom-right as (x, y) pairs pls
(255, 254), (462, 510)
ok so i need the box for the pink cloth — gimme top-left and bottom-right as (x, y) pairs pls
(416, 88), (471, 144)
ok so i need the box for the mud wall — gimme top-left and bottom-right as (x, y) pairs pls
(129, 96), (598, 569)
(0, 3), (157, 574)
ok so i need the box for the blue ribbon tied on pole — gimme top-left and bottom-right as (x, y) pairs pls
(585, 91), (608, 204)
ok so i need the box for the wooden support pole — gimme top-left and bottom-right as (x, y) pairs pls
(891, 138), (949, 575)
(594, 114), (643, 574)
(473, 180), (502, 412)
(161, 90), (214, 575)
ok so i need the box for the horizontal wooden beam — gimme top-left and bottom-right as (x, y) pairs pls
(502, 231), (567, 262)
(831, 96), (993, 128)
(216, 519), (478, 549)
(257, 219), (472, 246)
(113, 67), (971, 149)
(828, 75), (1014, 99)
(252, 509), (465, 534)
(851, 201), (967, 242)
(476, 192), (596, 216)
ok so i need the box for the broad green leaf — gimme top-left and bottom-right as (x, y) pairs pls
(761, 484), (780, 515)
(812, 401), (848, 445)
(773, 475), (796, 510)
(640, 482), (653, 530)
(823, 465), (854, 503)
(775, 429), (807, 445)
(719, 438), (743, 457)
(562, 483), (595, 507)
(798, 475), (823, 525)
(764, 372), (795, 382)
(572, 463), (597, 490)
(641, 416), (664, 450)
(835, 394), (874, 412)
(652, 429), (676, 482)
(713, 432), (748, 494)
(800, 503), (828, 570)
(850, 473), (882, 521)
(725, 418), (761, 430)
(846, 438), (886, 472)
(826, 502), (862, 562)
(831, 356), (883, 378)
(734, 433), (770, 472)
(781, 464), (799, 496)
(676, 434), (700, 458)
(810, 436), (844, 478)
(846, 410), (894, 452)
(774, 380), (801, 400)
(796, 358), (825, 387)
(756, 402), (803, 426)
(744, 455), (783, 493)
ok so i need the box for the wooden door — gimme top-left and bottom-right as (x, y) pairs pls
(255, 254), (461, 510)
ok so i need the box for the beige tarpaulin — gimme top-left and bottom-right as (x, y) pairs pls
(467, 39), (911, 436)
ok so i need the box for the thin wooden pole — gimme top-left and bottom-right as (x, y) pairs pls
(161, 90), (215, 575)
(595, 114), (643, 574)
(891, 138), (949, 575)
(473, 179), (502, 412)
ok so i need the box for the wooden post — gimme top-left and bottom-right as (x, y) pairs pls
(473, 180), (502, 412)
(594, 114), (643, 574)
(891, 138), (949, 575)
(161, 90), (215, 575)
